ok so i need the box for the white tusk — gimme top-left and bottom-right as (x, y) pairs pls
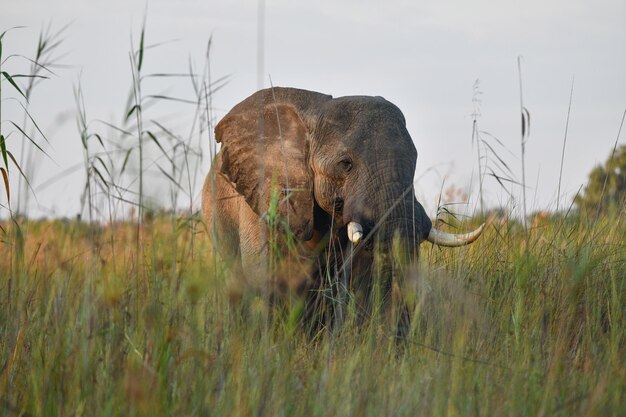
(426, 223), (485, 247)
(347, 222), (363, 244)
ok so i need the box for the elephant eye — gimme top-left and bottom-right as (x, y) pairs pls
(338, 157), (353, 172)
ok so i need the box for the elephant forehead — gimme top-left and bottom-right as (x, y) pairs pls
(321, 96), (404, 123)
(316, 99), (411, 139)
(314, 118), (417, 161)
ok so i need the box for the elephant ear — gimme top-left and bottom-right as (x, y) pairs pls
(216, 95), (316, 241)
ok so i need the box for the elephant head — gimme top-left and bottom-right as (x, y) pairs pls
(210, 87), (484, 330)
(215, 87), (483, 258)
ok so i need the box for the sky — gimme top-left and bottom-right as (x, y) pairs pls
(1, 0), (625, 219)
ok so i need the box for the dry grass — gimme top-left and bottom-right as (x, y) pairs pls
(1, 210), (624, 417)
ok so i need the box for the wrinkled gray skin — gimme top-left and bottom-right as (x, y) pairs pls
(203, 87), (432, 329)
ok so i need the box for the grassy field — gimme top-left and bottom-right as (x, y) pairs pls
(1, 21), (624, 417)
(1, 209), (624, 417)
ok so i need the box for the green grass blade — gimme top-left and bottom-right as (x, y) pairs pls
(481, 139), (517, 178)
(1, 54), (58, 76)
(138, 27), (145, 71)
(2, 71), (27, 100)
(0, 134), (8, 171)
(80, 130), (88, 150)
(94, 155), (112, 178)
(120, 147), (133, 175)
(89, 133), (105, 148)
(7, 150), (32, 190)
(151, 121), (179, 140)
(146, 131), (173, 163)
(9, 74), (49, 80)
(17, 101), (50, 143)
(125, 104), (140, 121)
(157, 164), (185, 192)
(8, 121), (51, 159)
(92, 166), (110, 190)
(0, 26), (27, 41)
(142, 72), (200, 79)
(94, 120), (133, 137)
(1, 167), (9, 203)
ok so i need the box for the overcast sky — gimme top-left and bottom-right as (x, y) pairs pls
(2, 0), (625, 219)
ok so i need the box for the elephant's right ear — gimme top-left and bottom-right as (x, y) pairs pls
(215, 98), (315, 240)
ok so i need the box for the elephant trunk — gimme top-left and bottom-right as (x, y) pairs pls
(370, 185), (423, 265)
(370, 212), (418, 332)
(377, 215), (420, 264)
(342, 183), (427, 333)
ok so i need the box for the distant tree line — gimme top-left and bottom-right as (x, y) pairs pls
(575, 144), (626, 214)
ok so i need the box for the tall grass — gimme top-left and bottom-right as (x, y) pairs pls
(556, 77), (575, 213)
(1, 208), (624, 416)
(0, 25), (59, 217)
(518, 56), (531, 233)
(1, 20), (625, 417)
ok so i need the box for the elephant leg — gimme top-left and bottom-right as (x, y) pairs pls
(202, 169), (242, 260)
(238, 201), (270, 293)
(202, 164), (256, 309)
(391, 280), (411, 342)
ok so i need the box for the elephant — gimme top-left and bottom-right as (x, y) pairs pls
(202, 87), (484, 332)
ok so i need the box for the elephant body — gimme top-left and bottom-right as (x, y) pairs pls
(203, 87), (482, 329)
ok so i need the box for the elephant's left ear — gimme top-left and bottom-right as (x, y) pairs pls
(216, 100), (315, 241)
